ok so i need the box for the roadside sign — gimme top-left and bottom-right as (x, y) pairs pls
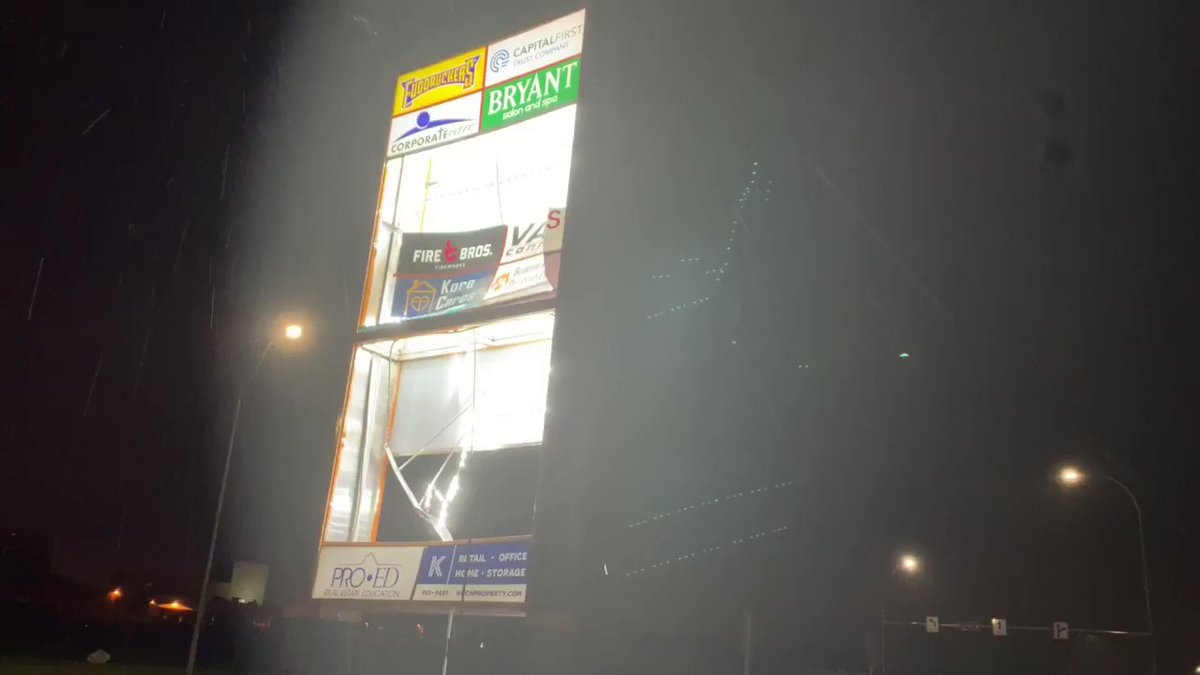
(991, 618), (1007, 636)
(925, 616), (940, 633)
(1053, 621), (1069, 640)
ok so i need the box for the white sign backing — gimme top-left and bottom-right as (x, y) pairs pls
(485, 9), (586, 86)
(312, 545), (425, 600)
(387, 92), (482, 158)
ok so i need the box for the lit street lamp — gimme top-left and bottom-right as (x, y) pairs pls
(1056, 463), (1155, 674)
(881, 552), (924, 674)
(897, 553), (922, 576)
(185, 324), (304, 675)
(1056, 465), (1083, 486)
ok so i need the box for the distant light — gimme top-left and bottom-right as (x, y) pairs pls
(1057, 466), (1084, 487)
(1193, 664), (1199, 675)
(284, 324), (304, 340)
(107, 587), (123, 602)
(898, 553), (921, 575)
(898, 352), (911, 359)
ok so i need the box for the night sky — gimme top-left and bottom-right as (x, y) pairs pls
(4, 0), (1198, 671)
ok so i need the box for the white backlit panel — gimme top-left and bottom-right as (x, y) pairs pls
(361, 106), (576, 327)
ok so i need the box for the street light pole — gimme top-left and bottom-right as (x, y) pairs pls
(1057, 465), (1156, 675)
(879, 607), (886, 675)
(1103, 475), (1154, 660)
(185, 341), (274, 675)
(1104, 473), (1152, 634)
(880, 553), (921, 675)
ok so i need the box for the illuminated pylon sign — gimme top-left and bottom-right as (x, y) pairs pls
(312, 10), (586, 612)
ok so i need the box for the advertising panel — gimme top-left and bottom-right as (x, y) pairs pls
(387, 92), (482, 158)
(542, 205), (565, 288)
(485, 207), (563, 301)
(391, 210), (565, 320)
(364, 100), (576, 328)
(393, 225), (507, 319)
(316, 9), (584, 610)
(312, 539), (530, 603)
(392, 47), (486, 116)
(312, 545), (425, 600)
(412, 540), (531, 604)
(485, 9), (586, 86)
(482, 59), (581, 132)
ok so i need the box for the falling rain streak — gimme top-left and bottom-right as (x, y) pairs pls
(628, 481), (794, 528)
(623, 526), (791, 577)
(26, 256), (44, 321)
(219, 144), (230, 199)
(5, 2), (396, 648)
(81, 108), (110, 136)
(82, 354), (104, 418)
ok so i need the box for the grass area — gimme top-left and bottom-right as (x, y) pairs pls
(0, 661), (227, 675)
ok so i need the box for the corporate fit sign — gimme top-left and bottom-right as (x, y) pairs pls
(387, 92), (482, 158)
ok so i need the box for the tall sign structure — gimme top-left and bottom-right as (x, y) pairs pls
(313, 10), (585, 613)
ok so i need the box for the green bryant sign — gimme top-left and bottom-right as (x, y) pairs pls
(482, 58), (580, 131)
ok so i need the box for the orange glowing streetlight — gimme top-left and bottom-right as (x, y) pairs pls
(106, 587), (123, 602)
(154, 597), (193, 612)
(1056, 465), (1084, 487)
(897, 553), (922, 576)
(882, 551), (925, 673)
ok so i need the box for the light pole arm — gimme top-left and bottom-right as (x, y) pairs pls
(1103, 474), (1152, 637)
(185, 341), (273, 675)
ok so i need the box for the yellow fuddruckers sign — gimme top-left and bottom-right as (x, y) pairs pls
(393, 47), (486, 115)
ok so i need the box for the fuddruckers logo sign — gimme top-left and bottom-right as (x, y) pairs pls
(482, 58), (581, 131)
